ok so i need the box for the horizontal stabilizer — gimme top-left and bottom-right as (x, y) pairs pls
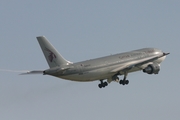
(20, 70), (44, 75)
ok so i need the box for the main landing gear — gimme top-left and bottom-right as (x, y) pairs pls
(119, 79), (129, 85)
(98, 80), (108, 88)
(98, 72), (129, 88)
(119, 72), (129, 85)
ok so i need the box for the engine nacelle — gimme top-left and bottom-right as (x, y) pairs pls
(143, 63), (160, 74)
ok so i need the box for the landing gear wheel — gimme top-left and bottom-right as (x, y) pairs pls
(98, 80), (108, 88)
(104, 82), (108, 86)
(98, 84), (102, 88)
(119, 80), (129, 85)
(122, 81), (125, 85)
(125, 80), (129, 85)
(119, 80), (123, 84)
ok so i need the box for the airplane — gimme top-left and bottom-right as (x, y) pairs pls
(21, 36), (170, 88)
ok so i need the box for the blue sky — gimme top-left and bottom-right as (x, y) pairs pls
(0, 1), (179, 120)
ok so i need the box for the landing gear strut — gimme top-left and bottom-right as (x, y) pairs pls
(98, 80), (108, 88)
(119, 72), (129, 85)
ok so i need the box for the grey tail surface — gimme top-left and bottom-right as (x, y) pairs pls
(37, 36), (72, 68)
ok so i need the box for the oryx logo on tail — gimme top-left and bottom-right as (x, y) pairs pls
(45, 48), (56, 62)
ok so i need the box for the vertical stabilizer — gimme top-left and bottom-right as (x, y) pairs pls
(37, 36), (71, 68)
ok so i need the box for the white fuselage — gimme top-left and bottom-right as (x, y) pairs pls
(48, 48), (166, 82)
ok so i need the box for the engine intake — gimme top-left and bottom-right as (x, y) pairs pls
(143, 63), (160, 74)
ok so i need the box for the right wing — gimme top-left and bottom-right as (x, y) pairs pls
(110, 53), (167, 73)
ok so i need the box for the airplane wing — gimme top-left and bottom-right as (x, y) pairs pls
(110, 52), (169, 73)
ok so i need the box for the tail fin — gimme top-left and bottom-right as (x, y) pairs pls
(37, 36), (71, 68)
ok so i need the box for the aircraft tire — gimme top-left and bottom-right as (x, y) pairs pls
(104, 82), (108, 86)
(98, 84), (102, 88)
(125, 80), (129, 85)
(98, 82), (108, 88)
(119, 80), (123, 84)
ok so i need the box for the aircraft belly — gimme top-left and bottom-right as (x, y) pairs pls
(129, 67), (141, 73)
(59, 68), (114, 82)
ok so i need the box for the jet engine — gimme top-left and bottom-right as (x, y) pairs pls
(143, 63), (160, 74)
